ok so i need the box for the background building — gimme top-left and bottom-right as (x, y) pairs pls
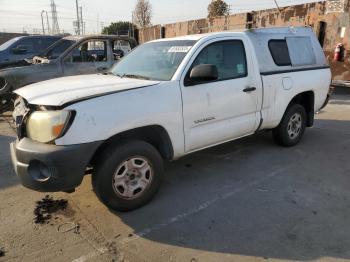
(138, 0), (350, 81)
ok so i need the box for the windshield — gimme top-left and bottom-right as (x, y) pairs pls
(111, 40), (197, 81)
(0, 37), (22, 51)
(40, 39), (76, 60)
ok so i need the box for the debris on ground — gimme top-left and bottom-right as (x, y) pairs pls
(0, 248), (5, 257)
(34, 195), (68, 224)
(57, 222), (80, 234)
(106, 241), (118, 255)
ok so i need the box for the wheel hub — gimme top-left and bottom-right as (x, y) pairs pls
(287, 113), (302, 139)
(112, 157), (153, 199)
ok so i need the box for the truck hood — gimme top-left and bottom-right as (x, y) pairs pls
(14, 74), (160, 106)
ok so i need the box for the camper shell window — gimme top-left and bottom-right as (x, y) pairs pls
(268, 40), (291, 66)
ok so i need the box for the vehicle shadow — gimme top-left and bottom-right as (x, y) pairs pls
(110, 119), (350, 261)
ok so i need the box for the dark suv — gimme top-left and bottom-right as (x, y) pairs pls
(0, 35), (62, 68)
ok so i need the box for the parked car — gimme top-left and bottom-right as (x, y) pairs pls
(0, 35), (62, 68)
(11, 27), (331, 211)
(0, 35), (137, 112)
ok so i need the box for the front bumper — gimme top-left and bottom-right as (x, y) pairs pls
(10, 138), (101, 192)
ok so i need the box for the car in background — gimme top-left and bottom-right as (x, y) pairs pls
(0, 35), (62, 69)
(0, 35), (137, 112)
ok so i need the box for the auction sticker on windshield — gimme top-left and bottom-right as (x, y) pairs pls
(168, 46), (192, 53)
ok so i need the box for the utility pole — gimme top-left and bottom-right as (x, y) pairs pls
(131, 12), (135, 38)
(46, 11), (51, 35)
(50, 0), (60, 34)
(79, 6), (84, 35)
(41, 10), (45, 34)
(75, 0), (80, 35)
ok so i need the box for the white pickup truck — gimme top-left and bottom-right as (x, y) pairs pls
(11, 27), (331, 211)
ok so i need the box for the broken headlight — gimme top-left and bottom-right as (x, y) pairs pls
(26, 110), (74, 143)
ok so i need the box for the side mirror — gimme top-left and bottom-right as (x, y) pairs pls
(12, 45), (28, 54)
(188, 64), (218, 85)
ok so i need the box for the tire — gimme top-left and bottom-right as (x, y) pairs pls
(272, 104), (307, 147)
(92, 140), (164, 212)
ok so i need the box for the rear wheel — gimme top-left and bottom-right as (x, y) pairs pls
(92, 140), (164, 211)
(273, 104), (307, 147)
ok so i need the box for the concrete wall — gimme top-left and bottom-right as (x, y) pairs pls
(137, 1), (350, 80)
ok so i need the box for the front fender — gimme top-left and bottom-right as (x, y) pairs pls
(55, 82), (186, 158)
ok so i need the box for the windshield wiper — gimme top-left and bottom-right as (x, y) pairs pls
(103, 71), (115, 76)
(122, 74), (150, 80)
(111, 73), (150, 80)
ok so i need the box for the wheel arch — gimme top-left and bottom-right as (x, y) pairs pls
(89, 125), (174, 167)
(282, 90), (315, 127)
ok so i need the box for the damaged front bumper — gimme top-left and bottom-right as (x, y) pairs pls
(10, 138), (101, 192)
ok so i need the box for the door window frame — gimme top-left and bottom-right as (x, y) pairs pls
(63, 39), (108, 63)
(183, 39), (248, 87)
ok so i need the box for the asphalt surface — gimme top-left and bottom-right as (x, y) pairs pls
(0, 89), (350, 262)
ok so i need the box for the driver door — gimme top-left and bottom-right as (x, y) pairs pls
(10, 37), (36, 62)
(62, 40), (110, 76)
(181, 38), (260, 152)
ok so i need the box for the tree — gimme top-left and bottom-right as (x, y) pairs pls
(133, 0), (152, 28)
(207, 0), (230, 18)
(102, 21), (135, 35)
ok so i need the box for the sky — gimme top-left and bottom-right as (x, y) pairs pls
(0, 0), (323, 34)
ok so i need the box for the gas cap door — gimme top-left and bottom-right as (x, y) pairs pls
(282, 77), (293, 90)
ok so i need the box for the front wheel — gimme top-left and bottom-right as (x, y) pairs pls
(92, 140), (164, 212)
(273, 104), (307, 147)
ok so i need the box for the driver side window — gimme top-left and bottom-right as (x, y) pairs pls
(65, 40), (107, 63)
(12, 38), (35, 54)
(190, 40), (247, 81)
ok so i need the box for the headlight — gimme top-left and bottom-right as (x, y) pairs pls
(26, 110), (74, 143)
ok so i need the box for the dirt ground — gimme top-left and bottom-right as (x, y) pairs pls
(0, 89), (350, 262)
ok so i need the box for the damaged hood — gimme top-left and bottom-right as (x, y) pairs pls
(14, 74), (160, 106)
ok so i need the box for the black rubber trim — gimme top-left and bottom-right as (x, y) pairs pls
(10, 138), (103, 192)
(260, 66), (330, 76)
